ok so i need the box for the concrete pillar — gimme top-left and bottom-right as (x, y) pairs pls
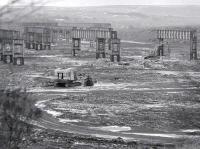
(72, 38), (81, 57)
(157, 38), (164, 56)
(110, 55), (114, 62)
(27, 43), (30, 49)
(96, 53), (100, 59)
(34, 43), (37, 50)
(117, 55), (120, 62)
(3, 55), (13, 64)
(90, 40), (94, 48)
(102, 53), (106, 58)
(41, 44), (44, 50)
(190, 32), (198, 60)
(13, 57), (24, 65)
(35, 44), (38, 50)
(47, 44), (51, 50)
(30, 43), (33, 49)
(96, 38), (106, 59)
(109, 38), (121, 62)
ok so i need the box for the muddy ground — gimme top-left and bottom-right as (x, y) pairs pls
(1, 41), (200, 148)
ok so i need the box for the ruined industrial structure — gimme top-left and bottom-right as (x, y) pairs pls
(156, 29), (198, 60)
(23, 22), (121, 62)
(0, 29), (24, 65)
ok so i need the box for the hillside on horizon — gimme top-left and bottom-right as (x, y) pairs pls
(1, 5), (200, 41)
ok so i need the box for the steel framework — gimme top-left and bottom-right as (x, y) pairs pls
(0, 29), (24, 65)
(157, 29), (198, 60)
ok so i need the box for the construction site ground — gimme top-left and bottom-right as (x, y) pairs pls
(1, 41), (200, 148)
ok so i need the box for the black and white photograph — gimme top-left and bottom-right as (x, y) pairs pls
(0, 0), (200, 148)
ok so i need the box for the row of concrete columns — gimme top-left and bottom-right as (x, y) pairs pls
(72, 31), (121, 62)
(25, 42), (51, 50)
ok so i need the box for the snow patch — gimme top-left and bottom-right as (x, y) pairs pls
(124, 132), (182, 138)
(45, 110), (63, 117)
(91, 126), (131, 132)
(59, 118), (81, 123)
(181, 129), (200, 133)
(143, 104), (166, 109)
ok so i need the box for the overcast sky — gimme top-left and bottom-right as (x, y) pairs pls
(1, 0), (200, 7)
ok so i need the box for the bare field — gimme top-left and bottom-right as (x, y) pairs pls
(1, 42), (200, 148)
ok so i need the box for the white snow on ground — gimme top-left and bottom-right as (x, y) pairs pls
(181, 129), (200, 133)
(45, 110), (63, 117)
(60, 58), (92, 66)
(123, 55), (144, 60)
(91, 126), (131, 132)
(123, 132), (183, 138)
(28, 86), (198, 93)
(26, 74), (55, 79)
(157, 70), (200, 77)
(69, 109), (88, 114)
(143, 104), (166, 109)
(157, 71), (179, 76)
(35, 100), (48, 109)
(54, 107), (68, 111)
(167, 91), (184, 94)
(28, 82), (131, 93)
(59, 118), (81, 123)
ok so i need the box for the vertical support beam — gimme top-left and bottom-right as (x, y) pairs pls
(109, 31), (121, 62)
(190, 31), (198, 60)
(72, 38), (81, 57)
(2, 39), (13, 64)
(157, 38), (164, 56)
(90, 40), (94, 48)
(13, 39), (24, 66)
(96, 38), (106, 59)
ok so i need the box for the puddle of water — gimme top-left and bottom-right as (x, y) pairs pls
(91, 126), (131, 132)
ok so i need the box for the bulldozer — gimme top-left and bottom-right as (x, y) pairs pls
(53, 68), (94, 88)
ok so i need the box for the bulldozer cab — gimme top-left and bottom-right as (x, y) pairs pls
(55, 68), (77, 81)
